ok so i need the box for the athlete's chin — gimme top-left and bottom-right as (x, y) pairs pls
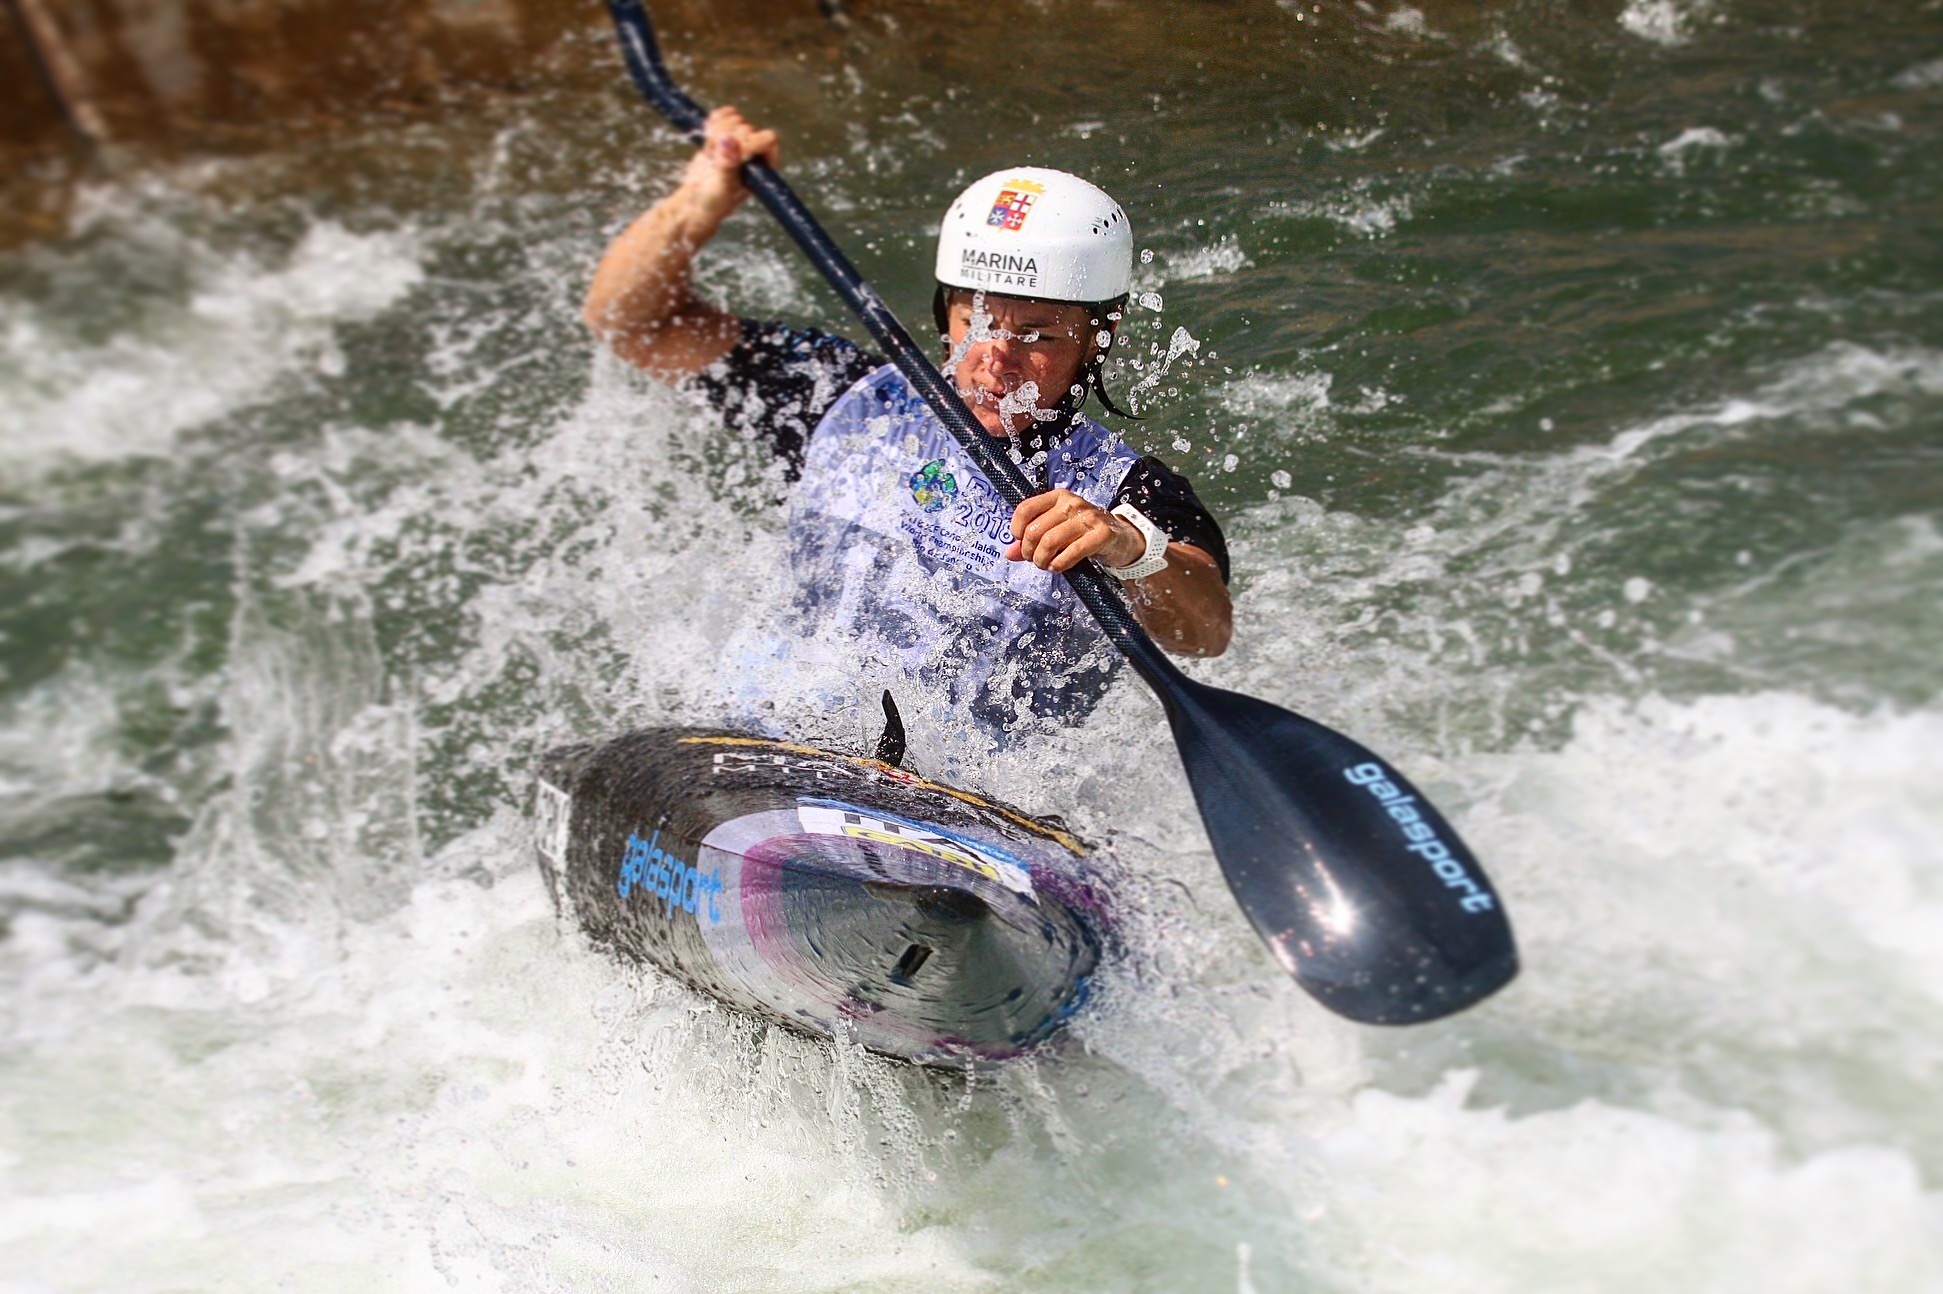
(966, 405), (1009, 438)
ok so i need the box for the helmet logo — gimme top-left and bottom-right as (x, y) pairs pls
(986, 179), (1046, 231)
(958, 249), (1040, 291)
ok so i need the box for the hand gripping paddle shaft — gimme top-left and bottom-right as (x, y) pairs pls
(602, 0), (1517, 1024)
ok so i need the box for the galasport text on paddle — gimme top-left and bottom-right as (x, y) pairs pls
(600, 0), (1517, 1025)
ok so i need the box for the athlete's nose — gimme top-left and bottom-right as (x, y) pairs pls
(981, 332), (1023, 374)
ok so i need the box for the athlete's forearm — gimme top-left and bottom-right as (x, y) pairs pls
(1005, 491), (1233, 655)
(1127, 544), (1233, 657)
(585, 106), (777, 379)
(583, 186), (739, 375)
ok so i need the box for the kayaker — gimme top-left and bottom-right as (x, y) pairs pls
(586, 106), (1232, 741)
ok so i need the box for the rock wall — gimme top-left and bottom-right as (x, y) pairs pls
(1, 0), (851, 145)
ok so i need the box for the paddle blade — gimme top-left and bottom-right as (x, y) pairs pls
(1165, 678), (1517, 1024)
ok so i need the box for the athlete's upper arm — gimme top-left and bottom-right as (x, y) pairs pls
(602, 301), (745, 382)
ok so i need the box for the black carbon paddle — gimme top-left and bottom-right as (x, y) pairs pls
(601, 0), (1518, 1024)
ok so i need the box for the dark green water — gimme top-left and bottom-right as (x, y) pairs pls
(2, 1), (1940, 1289)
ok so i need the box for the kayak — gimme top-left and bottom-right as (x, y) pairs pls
(534, 729), (1111, 1067)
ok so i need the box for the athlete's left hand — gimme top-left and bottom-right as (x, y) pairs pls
(1006, 489), (1144, 573)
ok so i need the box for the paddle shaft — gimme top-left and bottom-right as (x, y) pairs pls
(607, 0), (1187, 702)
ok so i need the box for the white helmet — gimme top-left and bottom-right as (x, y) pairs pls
(933, 166), (1133, 305)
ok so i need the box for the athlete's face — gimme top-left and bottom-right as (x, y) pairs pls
(945, 291), (1102, 438)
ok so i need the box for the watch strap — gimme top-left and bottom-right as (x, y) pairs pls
(1101, 502), (1170, 580)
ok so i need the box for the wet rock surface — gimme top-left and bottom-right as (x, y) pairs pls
(0, 0), (861, 247)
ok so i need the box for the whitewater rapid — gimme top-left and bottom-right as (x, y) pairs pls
(5, 0), (1942, 1286)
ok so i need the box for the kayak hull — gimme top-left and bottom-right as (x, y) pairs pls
(535, 730), (1110, 1067)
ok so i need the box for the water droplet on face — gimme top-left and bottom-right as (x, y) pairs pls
(996, 380), (1054, 426)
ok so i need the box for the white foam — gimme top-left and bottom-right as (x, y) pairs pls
(1324, 128), (1388, 153)
(1272, 184), (1414, 238)
(0, 216), (423, 474)
(1082, 688), (1943, 1284)
(1658, 126), (1737, 173)
(1619, 0), (1716, 46)
(1299, 691), (1943, 1283)
(1224, 370), (1335, 416)
(0, 842), (1001, 1290)
(7, 396), (1943, 1287)
(1384, 5), (1431, 37)
(1314, 1072), (1943, 1290)
(1404, 340), (1940, 562)
(1164, 236), (1251, 280)
(0, 668), (134, 811)
(5, 125), (1941, 1289)
(1893, 59), (1943, 90)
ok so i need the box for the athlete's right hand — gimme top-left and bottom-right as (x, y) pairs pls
(681, 106), (780, 222)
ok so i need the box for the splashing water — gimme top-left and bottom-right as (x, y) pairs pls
(995, 379), (1053, 427)
(1126, 325), (1204, 412)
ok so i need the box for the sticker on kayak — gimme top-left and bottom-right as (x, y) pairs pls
(535, 779), (572, 868)
(796, 800), (1033, 895)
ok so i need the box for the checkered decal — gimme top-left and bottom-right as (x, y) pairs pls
(986, 188), (1037, 231)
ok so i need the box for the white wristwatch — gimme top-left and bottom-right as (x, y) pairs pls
(1100, 503), (1170, 581)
